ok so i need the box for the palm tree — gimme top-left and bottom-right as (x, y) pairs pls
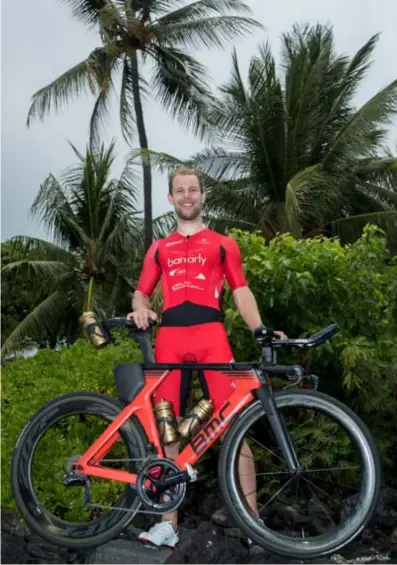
(146, 24), (397, 246)
(1, 141), (152, 357)
(25, 0), (262, 251)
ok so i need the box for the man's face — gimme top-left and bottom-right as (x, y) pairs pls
(168, 174), (205, 221)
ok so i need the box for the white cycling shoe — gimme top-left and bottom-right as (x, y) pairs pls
(138, 520), (179, 549)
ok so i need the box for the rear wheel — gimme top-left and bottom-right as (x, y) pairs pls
(219, 389), (381, 559)
(11, 392), (149, 549)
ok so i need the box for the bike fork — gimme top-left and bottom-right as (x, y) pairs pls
(256, 383), (300, 474)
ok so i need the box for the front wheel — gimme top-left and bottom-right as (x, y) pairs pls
(11, 392), (149, 549)
(219, 389), (381, 559)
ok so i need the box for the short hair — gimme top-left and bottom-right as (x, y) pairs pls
(168, 166), (204, 194)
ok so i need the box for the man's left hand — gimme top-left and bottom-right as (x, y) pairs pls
(274, 330), (288, 340)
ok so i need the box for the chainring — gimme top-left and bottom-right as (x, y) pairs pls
(136, 458), (186, 513)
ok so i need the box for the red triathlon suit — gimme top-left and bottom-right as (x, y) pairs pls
(136, 227), (248, 416)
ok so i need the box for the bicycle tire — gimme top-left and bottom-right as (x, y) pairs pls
(218, 389), (381, 559)
(11, 391), (148, 549)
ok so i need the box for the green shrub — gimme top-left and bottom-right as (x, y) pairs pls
(2, 225), (396, 519)
(1, 335), (142, 514)
(223, 225), (397, 484)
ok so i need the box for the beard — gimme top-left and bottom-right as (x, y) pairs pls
(174, 203), (202, 221)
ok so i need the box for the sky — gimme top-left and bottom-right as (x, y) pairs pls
(1, 0), (397, 242)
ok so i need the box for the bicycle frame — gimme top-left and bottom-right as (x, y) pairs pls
(75, 363), (262, 483)
(74, 318), (343, 484)
(74, 356), (304, 484)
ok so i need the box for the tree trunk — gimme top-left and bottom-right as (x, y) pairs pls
(130, 52), (153, 252)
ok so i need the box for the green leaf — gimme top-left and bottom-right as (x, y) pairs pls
(150, 45), (214, 140)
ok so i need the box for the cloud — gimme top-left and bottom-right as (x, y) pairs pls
(1, 0), (396, 241)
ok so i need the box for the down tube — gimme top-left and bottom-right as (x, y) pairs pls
(176, 391), (255, 468)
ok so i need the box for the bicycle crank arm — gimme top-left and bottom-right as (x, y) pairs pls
(152, 470), (191, 495)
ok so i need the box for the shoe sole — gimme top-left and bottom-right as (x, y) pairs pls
(138, 538), (176, 551)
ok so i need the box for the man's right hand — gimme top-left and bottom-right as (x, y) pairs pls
(127, 309), (158, 330)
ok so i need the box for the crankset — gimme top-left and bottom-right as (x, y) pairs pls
(136, 458), (193, 513)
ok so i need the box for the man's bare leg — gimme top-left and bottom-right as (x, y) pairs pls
(238, 440), (259, 517)
(162, 440), (258, 528)
(161, 441), (180, 529)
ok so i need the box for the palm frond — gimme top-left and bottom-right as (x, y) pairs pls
(210, 49), (248, 138)
(150, 45), (213, 139)
(118, 156), (141, 205)
(61, 0), (109, 26)
(29, 174), (76, 244)
(96, 215), (139, 264)
(358, 182), (397, 207)
(86, 50), (120, 151)
(120, 58), (137, 144)
(2, 259), (72, 283)
(152, 211), (177, 238)
(30, 172), (93, 249)
(324, 79), (397, 166)
(130, 147), (184, 173)
(190, 146), (249, 181)
(322, 34), (379, 131)
(1, 291), (67, 358)
(331, 211), (397, 248)
(67, 140), (86, 162)
(26, 54), (97, 126)
(205, 179), (260, 220)
(153, 0), (254, 26)
(286, 165), (341, 228)
(2, 236), (74, 262)
(153, 15), (262, 50)
(201, 213), (257, 234)
(246, 43), (286, 196)
(129, 0), (176, 20)
(356, 157), (397, 176)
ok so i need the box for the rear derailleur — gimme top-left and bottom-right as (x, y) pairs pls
(63, 454), (92, 506)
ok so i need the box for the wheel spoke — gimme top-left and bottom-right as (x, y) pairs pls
(220, 392), (379, 558)
(11, 393), (148, 548)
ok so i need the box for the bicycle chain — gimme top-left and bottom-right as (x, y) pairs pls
(81, 455), (178, 515)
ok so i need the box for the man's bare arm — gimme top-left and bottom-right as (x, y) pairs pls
(128, 290), (157, 329)
(232, 286), (262, 330)
(233, 286), (288, 339)
(132, 290), (151, 311)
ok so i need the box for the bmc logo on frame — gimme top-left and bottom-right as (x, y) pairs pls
(168, 254), (207, 267)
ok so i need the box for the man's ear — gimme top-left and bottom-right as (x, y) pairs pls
(168, 193), (174, 206)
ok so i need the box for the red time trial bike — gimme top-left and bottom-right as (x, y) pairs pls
(11, 318), (381, 559)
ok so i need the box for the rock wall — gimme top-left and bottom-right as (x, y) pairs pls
(2, 487), (396, 564)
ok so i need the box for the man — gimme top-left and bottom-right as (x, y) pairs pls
(128, 166), (287, 548)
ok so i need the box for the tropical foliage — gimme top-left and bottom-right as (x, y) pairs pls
(1, 241), (43, 348)
(2, 227), (396, 514)
(146, 24), (397, 248)
(1, 142), (146, 357)
(223, 225), (397, 482)
(1, 334), (142, 517)
(25, 0), (262, 249)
